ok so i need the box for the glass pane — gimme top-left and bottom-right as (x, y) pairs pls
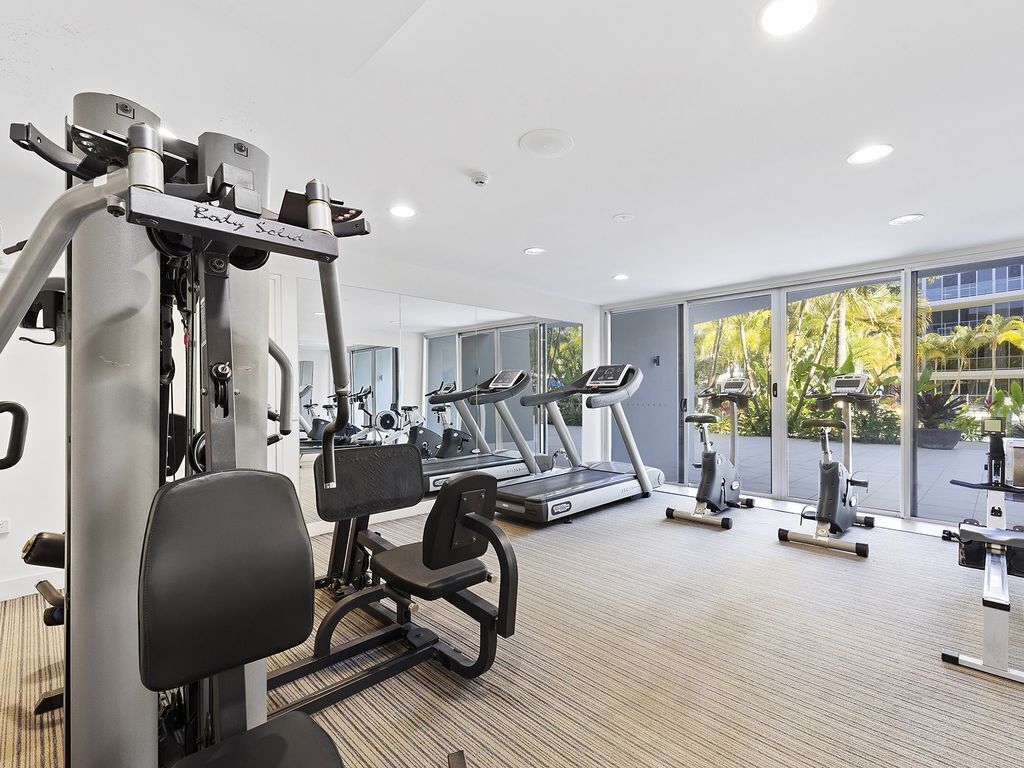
(544, 322), (583, 458)
(425, 335), (457, 431)
(374, 347), (396, 411)
(498, 327), (538, 453)
(915, 260), (1024, 525)
(461, 331), (497, 446)
(689, 296), (772, 494)
(787, 279), (902, 514)
(350, 349), (374, 427)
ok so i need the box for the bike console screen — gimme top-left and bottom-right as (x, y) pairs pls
(587, 365), (629, 389)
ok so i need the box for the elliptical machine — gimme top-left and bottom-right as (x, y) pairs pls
(666, 377), (756, 529)
(778, 373), (879, 557)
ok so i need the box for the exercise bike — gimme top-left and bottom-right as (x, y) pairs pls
(941, 416), (1024, 684)
(666, 377), (755, 529)
(778, 373), (878, 558)
(427, 381), (476, 458)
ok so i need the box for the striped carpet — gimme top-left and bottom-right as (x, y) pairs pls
(3, 492), (1024, 767)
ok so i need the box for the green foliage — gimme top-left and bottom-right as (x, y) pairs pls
(546, 324), (583, 426)
(785, 283), (902, 435)
(989, 381), (1024, 426)
(852, 404), (901, 444)
(951, 413), (981, 442)
(916, 389), (967, 429)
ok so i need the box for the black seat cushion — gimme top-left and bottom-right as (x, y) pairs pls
(22, 531), (65, 569)
(372, 543), (487, 600)
(685, 414), (718, 425)
(174, 712), (341, 768)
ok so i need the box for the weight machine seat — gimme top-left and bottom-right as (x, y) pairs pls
(372, 543), (488, 601)
(685, 414), (718, 425)
(803, 418), (846, 431)
(139, 469), (343, 768)
(22, 531), (64, 569)
(173, 711), (341, 768)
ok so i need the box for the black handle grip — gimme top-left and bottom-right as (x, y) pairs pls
(0, 402), (29, 470)
(848, 478), (869, 488)
(10, 123), (95, 180)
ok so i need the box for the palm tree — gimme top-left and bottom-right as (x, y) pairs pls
(972, 314), (1024, 398)
(943, 325), (982, 394)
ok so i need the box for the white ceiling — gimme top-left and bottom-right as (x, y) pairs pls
(3, 1), (1024, 307)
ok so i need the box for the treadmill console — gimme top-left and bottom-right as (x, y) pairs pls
(829, 373), (870, 395)
(587, 364), (630, 389)
(489, 369), (524, 389)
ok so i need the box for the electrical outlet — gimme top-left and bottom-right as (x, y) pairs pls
(0, 519), (9, 535)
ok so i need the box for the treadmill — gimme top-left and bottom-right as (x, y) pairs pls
(420, 369), (552, 492)
(495, 364), (664, 522)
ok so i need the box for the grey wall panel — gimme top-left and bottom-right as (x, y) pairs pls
(610, 306), (679, 480)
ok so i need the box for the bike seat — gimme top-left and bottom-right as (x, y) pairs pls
(802, 418), (845, 430)
(685, 414), (718, 425)
(401, 406), (416, 412)
(431, 405), (447, 413)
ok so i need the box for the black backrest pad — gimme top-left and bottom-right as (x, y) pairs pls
(422, 472), (496, 569)
(139, 470), (313, 691)
(314, 444), (424, 522)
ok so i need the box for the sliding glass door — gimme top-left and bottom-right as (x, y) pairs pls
(687, 295), (773, 494)
(913, 258), (1024, 525)
(461, 330), (497, 445)
(785, 277), (902, 514)
(497, 326), (539, 453)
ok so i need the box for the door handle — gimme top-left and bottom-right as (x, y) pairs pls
(772, 382), (778, 398)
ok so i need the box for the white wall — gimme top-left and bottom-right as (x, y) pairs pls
(0, 330), (66, 599)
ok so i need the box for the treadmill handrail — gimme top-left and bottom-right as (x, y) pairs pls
(587, 366), (643, 408)
(429, 386), (477, 405)
(469, 373), (531, 405)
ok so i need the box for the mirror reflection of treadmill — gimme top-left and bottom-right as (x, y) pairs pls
(495, 364), (665, 523)
(420, 369), (552, 493)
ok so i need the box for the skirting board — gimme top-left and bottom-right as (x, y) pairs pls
(0, 568), (64, 602)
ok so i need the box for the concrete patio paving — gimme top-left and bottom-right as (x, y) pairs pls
(699, 432), (1024, 525)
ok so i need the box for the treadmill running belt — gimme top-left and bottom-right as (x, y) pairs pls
(423, 454), (522, 474)
(497, 468), (627, 500)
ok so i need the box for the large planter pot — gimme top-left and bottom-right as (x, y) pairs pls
(916, 427), (961, 450)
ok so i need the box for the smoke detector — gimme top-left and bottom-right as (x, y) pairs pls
(469, 171), (490, 187)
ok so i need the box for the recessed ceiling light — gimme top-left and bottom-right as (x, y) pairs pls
(314, 312), (325, 316)
(612, 274), (630, 281)
(389, 205), (416, 218)
(612, 213), (635, 223)
(524, 247), (547, 256)
(759, 0), (818, 36)
(518, 129), (574, 159)
(846, 144), (894, 165)
(889, 213), (925, 226)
